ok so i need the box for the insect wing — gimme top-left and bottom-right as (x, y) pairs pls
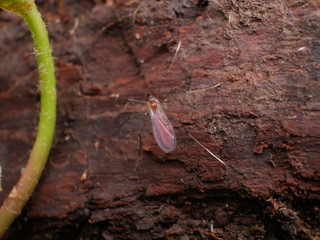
(148, 104), (176, 153)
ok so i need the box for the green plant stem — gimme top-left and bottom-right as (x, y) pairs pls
(0, 0), (56, 238)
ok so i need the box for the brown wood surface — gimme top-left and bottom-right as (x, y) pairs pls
(0, 0), (319, 239)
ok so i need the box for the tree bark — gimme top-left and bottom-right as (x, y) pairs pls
(0, 0), (319, 239)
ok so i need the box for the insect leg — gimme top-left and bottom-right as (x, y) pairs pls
(162, 87), (186, 100)
(117, 112), (147, 131)
(138, 132), (142, 157)
(133, 117), (148, 171)
(180, 123), (226, 166)
(186, 82), (222, 94)
(157, 41), (182, 97)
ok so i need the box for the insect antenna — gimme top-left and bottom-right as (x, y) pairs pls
(156, 41), (182, 98)
(127, 99), (147, 104)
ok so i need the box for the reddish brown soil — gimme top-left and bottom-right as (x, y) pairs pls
(0, 0), (319, 239)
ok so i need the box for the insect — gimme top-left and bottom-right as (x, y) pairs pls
(125, 41), (182, 153)
(121, 41), (225, 165)
(147, 94), (176, 153)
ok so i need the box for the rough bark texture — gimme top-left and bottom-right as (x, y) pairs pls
(0, 0), (319, 239)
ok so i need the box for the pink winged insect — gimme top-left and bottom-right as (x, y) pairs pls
(146, 94), (176, 153)
(125, 41), (225, 165)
